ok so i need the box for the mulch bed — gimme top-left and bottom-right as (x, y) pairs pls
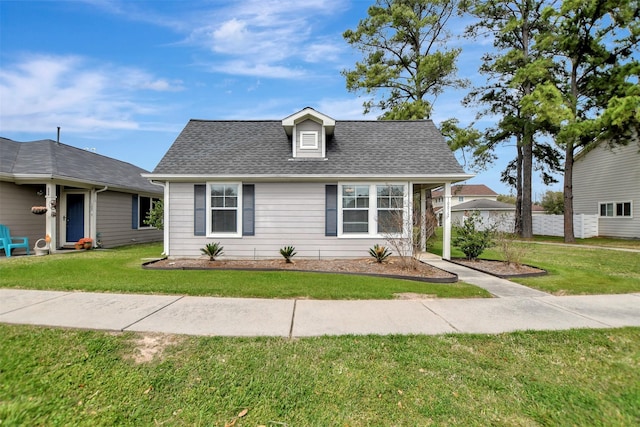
(144, 257), (459, 283)
(449, 258), (547, 278)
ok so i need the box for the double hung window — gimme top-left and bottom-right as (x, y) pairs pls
(377, 185), (405, 234)
(340, 183), (407, 236)
(210, 184), (239, 233)
(342, 185), (370, 233)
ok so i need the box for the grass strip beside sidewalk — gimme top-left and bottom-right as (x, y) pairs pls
(1, 325), (638, 426)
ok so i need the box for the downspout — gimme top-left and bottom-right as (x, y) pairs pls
(149, 180), (169, 257)
(91, 186), (108, 247)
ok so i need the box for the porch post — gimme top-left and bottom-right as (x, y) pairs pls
(45, 183), (57, 253)
(420, 187), (427, 251)
(443, 182), (452, 260)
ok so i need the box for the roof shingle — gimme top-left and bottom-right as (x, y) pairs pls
(152, 119), (466, 177)
(0, 137), (161, 194)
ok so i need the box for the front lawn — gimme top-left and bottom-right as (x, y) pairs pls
(430, 233), (640, 295)
(1, 325), (638, 425)
(0, 244), (488, 300)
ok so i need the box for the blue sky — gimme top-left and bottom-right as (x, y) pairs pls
(0, 0), (562, 198)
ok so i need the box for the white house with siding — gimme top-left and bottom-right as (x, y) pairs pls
(0, 137), (163, 254)
(146, 108), (472, 260)
(573, 138), (640, 238)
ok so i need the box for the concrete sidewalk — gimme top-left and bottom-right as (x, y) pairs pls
(1, 288), (639, 337)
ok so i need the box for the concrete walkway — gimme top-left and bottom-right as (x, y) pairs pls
(2, 255), (639, 338)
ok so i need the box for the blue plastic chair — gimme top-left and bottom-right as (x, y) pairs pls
(0, 224), (30, 257)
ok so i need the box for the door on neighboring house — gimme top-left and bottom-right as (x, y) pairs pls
(65, 193), (85, 244)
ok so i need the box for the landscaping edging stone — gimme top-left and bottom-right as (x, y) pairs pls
(142, 258), (459, 284)
(448, 258), (547, 279)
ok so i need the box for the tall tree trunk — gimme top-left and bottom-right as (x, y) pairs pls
(564, 59), (578, 243)
(521, 128), (533, 238)
(515, 139), (523, 235)
(563, 142), (575, 242)
(519, 18), (533, 238)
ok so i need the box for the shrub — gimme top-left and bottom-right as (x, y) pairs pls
(279, 246), (297, 263)
(452, 211), (496, 261)
(201, 242), (224, 261)
(369, 244), (392, 263)
(496, 231), (530, 266)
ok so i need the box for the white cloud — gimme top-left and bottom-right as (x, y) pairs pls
(0, 54), (182, 133)
(208, 60), (307, 79)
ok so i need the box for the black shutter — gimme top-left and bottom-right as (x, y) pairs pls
(194, 184), (206, 236)
(325, 185), (338, 236)
(132, 195), (139, 229)
(242, 184), (255, 236)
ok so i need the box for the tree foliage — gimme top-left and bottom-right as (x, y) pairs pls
(530, 0), (640, 241)
(143, 199), (164, 230)
(462, 0), (562, 239)
(343, 0), (467, 119)
(540, 190), (564, 214)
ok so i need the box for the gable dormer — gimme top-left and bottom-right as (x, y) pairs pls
(282, 107), (335, 159)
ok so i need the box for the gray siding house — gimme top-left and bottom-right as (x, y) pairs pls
(573, 139), (640, 238)
(0, 137), (163, 254)
(145, 108), (472, 260)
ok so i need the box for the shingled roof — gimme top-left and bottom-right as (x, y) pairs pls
(432, 184), (498, 198)
(0, 137), (161, 194)
(151, 119), (467, 178)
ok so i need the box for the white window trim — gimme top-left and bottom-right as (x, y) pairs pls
(599, 201), (633, 218)
(299, 131), (319, 150)
(206, 182), (243, 238)
(338, 182), (410, 238)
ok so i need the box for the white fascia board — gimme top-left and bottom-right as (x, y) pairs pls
(141, 173), (475, 183)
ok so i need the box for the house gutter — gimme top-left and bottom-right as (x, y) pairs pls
(149, 180), (169, 256)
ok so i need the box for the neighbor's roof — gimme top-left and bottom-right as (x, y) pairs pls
(150, 119), (469, 179)
(432, 184), (498, 198)
(451, 199), (516, 211)
(0, 137), (161, 194)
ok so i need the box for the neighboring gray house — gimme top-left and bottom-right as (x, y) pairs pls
(0, 137), (163, 254)
(573, 139), (640, 238)
(451, 199), (516, 232)
(145, 108), (472, 260)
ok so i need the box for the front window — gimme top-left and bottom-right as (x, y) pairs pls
(340, 183), (407, 236)
(377, 185), (404, 234)
(342, 185), (369, 233)
(210, 184), (239, 234)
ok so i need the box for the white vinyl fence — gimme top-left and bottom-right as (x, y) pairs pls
(532, 214), (599, 238)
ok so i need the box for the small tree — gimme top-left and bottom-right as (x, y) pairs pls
(452, 211), (496, 261)
(144, 199), (164, 230)
(377, 202), (421, 270)
(540, 190), (564, 215)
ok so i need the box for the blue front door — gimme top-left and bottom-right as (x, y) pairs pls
(66, 193), (85, 243)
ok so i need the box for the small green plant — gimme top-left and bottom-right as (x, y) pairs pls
(201, 242), (224, 261)
(452, 211), (496, 260)
(279, 245), (297, 263)
(369, 244), (392, 263)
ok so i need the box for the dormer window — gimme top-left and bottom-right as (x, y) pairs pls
(300, 131), (318, 149)
(282, 107), (335, 159)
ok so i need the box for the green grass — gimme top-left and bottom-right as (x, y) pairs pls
(0, 244), (488, 300)
(1, 324), (638, 426)
(528, 234), (640, 250)
(429, 232), (640, 295)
